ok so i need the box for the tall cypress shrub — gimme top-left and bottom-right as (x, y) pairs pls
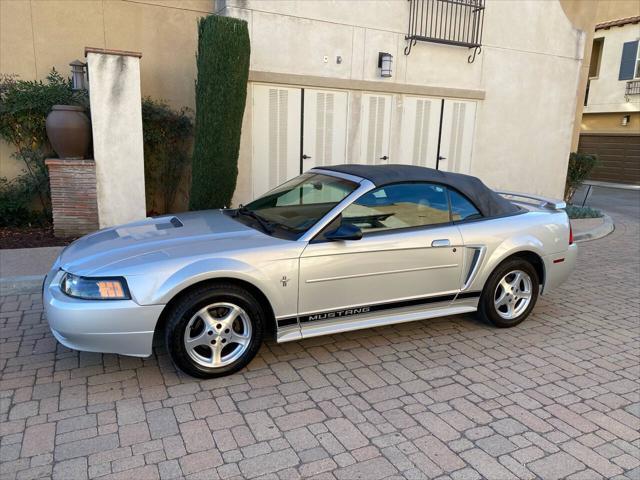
(189, 15), (250, 210)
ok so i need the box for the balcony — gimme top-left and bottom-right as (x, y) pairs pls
(626, 80), (640, 97)
(404, 0), (485, 63)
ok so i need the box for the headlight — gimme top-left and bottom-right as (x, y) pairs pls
(61, 273), (131, 300)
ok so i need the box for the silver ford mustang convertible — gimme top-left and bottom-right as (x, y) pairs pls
(44, 164), (577, 378)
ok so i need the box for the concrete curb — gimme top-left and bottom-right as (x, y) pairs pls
(574, 214), (614, 243)
(0, 275), (44, 296)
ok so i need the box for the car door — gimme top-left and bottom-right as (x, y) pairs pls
(298, 182), (464, 328)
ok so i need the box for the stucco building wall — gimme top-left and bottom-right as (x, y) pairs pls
(222, 0), (590, 201)
(1, 0), (595, 204)
(596, 0), (640, 23)
(584, 22), (640, 115)
(0, 0), (215, 179)
(581, 112), (640, 133)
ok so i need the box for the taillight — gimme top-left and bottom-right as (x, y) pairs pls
(569, 223), (574, 245)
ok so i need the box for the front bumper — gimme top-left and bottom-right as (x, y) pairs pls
(543, 243), (578, 293)
(44, 270), (164, 357)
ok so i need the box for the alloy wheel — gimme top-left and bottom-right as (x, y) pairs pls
(183, 302), (252, 368)
(493, 269), (533, 320)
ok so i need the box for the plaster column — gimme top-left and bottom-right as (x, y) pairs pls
(85, 47), (146, 228)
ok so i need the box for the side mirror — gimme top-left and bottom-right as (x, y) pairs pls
(325, 223), (362, 241)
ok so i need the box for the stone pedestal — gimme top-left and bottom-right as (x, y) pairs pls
(45, 159), (99, 237)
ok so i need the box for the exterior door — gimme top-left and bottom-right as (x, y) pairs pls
(252, 85), (301, 198)
(399, 96), (441, 169)
(299, 182), (464, 318)
(299, 228), (463, 317)
(438, 99), (477, 174)
(301, 89), (349, 172)
(358, 94), (392, 164)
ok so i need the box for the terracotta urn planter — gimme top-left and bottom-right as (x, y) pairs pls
(45, 105), (91, 159)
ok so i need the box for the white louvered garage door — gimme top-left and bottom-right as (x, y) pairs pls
(438, 99), (477, 174)
(399, 96), (441, 169)
(358, 94), (392, 164)
(251, 85), (301, 198)
(301, 89), (349, 172)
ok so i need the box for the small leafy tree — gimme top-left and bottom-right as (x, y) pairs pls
(564, 152), (598, 202)
(0, 70), (86, 223)
(189, 15), (250, 210)
(142, 98), (193, 214)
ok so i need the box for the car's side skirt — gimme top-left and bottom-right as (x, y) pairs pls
(276, 292), (480, 342)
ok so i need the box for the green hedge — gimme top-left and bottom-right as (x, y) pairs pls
(189, 15), (250, 210)
(142, 97), (193, 215)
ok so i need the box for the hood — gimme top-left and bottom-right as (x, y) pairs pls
(59, 210), (272, 276)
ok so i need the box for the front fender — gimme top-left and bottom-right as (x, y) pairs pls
(125, 257), (281, 310)
(156, 258), (277, 306)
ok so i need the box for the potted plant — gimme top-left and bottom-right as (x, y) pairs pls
(45, 105), (90, 159)
(45, 60), (91, 159)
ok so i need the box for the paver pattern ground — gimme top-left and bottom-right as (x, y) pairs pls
(1, 206), (638, 479)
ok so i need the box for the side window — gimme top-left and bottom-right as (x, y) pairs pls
(341, 183), (450, 233)
(449, 189), (481, 221)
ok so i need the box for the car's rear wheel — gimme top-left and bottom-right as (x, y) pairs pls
(477, 258), (539, 328)
(164, 283), (265, 378)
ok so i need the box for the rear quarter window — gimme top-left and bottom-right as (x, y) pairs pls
(449, 189), (482, 221)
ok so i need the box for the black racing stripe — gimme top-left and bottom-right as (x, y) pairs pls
(457, 291), (482, 300)
(276, 317), (298, 328)
(277, 291), (481, 327)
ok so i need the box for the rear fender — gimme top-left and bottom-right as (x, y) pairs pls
(471, 235), (546, 292)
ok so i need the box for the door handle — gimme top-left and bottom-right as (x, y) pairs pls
(380, 155), (389, 161)
(437, 155), (447, 161)
(431, 239), (450, 247)
(302, 154), (312, 159)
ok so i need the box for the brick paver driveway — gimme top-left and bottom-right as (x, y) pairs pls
(1, 207), (639, 480)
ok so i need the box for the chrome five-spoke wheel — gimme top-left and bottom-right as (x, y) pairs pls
(478, 258), (539, 328)
(494, 270), (532, 320)
(165, 283), (265, 378)
(184, 302), (252, 368)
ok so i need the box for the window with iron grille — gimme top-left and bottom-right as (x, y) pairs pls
(404, 0), (485, 63)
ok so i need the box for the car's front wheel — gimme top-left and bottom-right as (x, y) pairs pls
(164, 283), (265, 378)
(477, 258), (539, 328)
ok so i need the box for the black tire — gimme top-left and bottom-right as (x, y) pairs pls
(164, 283), (265, 378)
(477, 258), (539, 328)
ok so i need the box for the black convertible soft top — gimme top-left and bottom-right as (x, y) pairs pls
(317, 164), (520, 218)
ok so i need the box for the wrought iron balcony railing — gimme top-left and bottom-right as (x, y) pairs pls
(405, 0), (485, 62)
(626, 80), (640, 97)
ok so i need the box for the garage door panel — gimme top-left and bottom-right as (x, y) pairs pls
(578, 133), (640, 185)
(252, 85), (302, 197)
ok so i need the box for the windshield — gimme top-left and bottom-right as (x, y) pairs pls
(241, 173), (358, 239)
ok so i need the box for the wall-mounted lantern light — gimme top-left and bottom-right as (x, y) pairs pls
(70, 59), (88, 91)
(378, 52), (393, 78)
